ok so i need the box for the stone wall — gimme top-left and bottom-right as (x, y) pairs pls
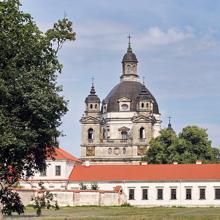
(15, 189), (125, 207)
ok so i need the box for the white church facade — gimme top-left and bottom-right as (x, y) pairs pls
(80, 39), (161, 164)
(18, 41), (220, 207)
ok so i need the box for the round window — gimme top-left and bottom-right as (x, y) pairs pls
(121, 104), (128, 110)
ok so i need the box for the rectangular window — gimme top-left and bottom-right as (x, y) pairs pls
(215, 189), (220, 199)
(199, 188), (206, 200)
(186, 188), (192, 200)
(157, 189), (163, 200)
(171, 188), (177, 200)
(128, 188), (135, 200)
(142, 189), (148, 200)
(40, 168), (46, 176)
(55, 165), (61, 176)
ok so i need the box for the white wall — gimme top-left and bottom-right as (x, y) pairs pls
(68, 180), (220, 207)
(33, 160), (74, 180)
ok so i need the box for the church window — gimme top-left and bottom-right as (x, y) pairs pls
(171, 188), (177, 200)
(128, 188), (135, 200)
(88, 128), (94, 140)
(146, 103), (149, 108)
(90, 104), (93, 109)
(40, 168), (47, 176)
(199, 188), (206, 200)
(186, 188), (192, 200)
(127, 64), (131, 74)
(142, 188), (148, 200)
(215, 189), (220, 199)
(95, 104), (98, 109)
(139, 127), (145, 139)
(108, 148), (112, 154)
(121, 131), (128, 140)
(103, 128), (107, 139)
(123, 147), (126, 154)
(157, 188), (163, 200)
(121, 104), (128, 111)
(55, 165), (61, 176)
(141, 103), (144, 108)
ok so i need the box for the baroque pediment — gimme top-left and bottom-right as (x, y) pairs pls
(132, 115), (156, 123)
(80, 116), (101, 124)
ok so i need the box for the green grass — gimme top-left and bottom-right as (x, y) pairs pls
(5, 206), (220, 220)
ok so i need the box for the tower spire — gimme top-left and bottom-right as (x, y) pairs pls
(127, 35), (132, 52)
(90, 77), (96, 95)
(167, 116), (174, 131)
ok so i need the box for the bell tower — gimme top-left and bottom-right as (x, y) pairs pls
(80, 81), (101, 160)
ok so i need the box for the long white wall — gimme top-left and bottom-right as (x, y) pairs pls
(68, 180), (220, 207)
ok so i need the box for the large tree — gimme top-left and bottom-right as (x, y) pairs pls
(144, 126), (219, 164)
(0, 0), (75, 217)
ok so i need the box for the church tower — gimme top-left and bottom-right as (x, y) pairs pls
(80, 38), (161, 164)
(80, 83), (101, 158)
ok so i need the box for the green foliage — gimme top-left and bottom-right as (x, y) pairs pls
(31, 182), (59, 217)
(0, 188), (24, 215)
(79, 182), (87, 190)
(144, 126), (220, 164)
(90, 182), (99, 190)
(0, 0), (75, 215)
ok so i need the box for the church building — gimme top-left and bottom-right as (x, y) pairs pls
(80, 39), (161, 164)
(18, 39), (220, 208)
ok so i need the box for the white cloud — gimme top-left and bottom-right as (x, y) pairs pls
(135, 27), (193, 48)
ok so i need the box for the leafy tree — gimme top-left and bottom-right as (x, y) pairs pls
(144, 126), (220, 164)
(90, 182), (99, 190)
(0, 0), (75, 216)
(31, 182), (59, 217)
(79, 182), (87, 190)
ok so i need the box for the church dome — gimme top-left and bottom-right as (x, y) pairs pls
(103, 81), (159, 114)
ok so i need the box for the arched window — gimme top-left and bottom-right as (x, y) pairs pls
(141, 103), (144, 108)
(123, 147), (126, 154)
(103, 128), (107, 139)
(146, 103), (149, 108)
(95, 104), (98, 109)
(140, 127), (145, 139)
(108, 148), (112, 154)
(88, 128), (94, 140)
(90, 104), (93, 109)
(121, 131), (128, 140)
(127, 64), (131, 74)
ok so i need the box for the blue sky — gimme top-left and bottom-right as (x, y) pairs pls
(21, 0), (220, 156)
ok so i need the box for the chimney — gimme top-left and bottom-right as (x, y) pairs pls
(196, 160), (202, 164)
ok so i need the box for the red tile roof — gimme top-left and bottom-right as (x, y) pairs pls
(69, 164), (220, 182)
(48, 147), (81, 163)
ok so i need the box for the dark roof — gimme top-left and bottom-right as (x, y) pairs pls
(85, 85), (100, 103)
(122, 51), (138, 63)
(103, 81), (159, 114)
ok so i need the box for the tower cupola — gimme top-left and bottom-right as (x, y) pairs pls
(121, 36), (139, 81)
(85, 81), (100, 114)
(137, 80), (154, 112)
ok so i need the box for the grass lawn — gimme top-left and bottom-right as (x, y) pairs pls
(5, 206), (220, 220)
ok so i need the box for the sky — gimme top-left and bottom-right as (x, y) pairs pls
(21, 0), (220, 157)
